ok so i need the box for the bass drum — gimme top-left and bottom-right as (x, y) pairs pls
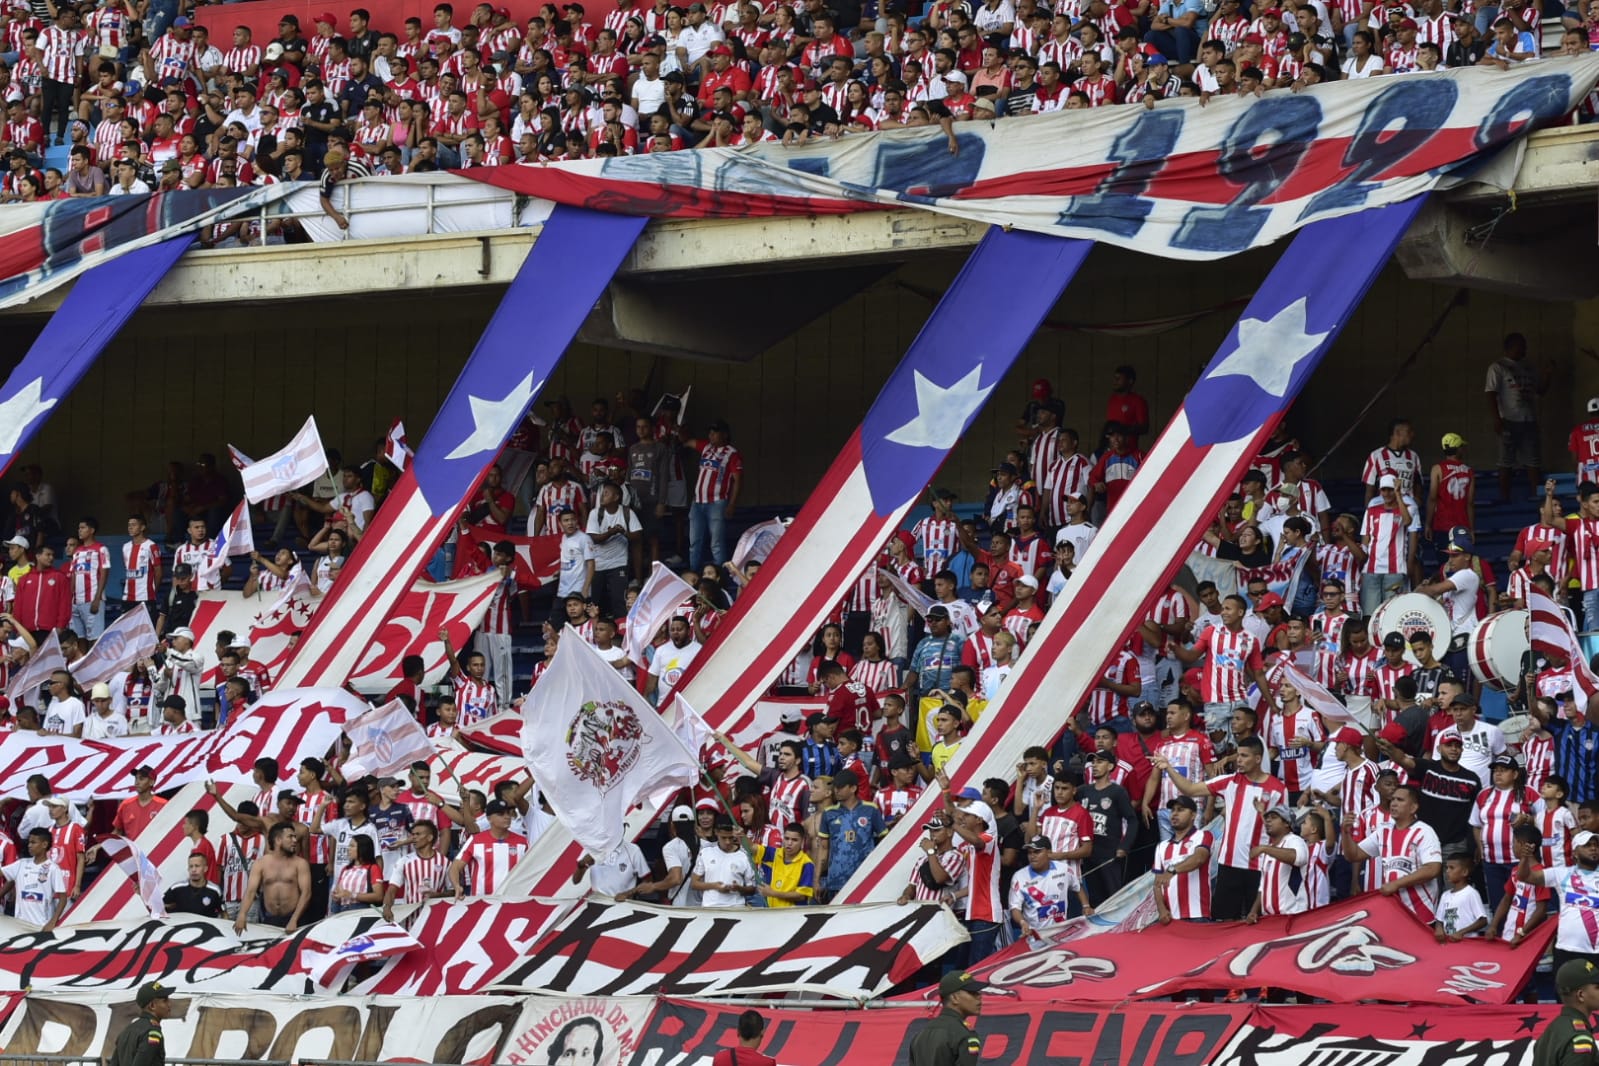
(1369, 593), (1453, 667)
(1470, 609), (1530, 693)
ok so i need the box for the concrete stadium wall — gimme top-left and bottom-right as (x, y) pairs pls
(20, 241), (1595, 521)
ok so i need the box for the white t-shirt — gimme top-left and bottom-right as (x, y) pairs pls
(1431, 718), (1505, 787)
(585, 506), (641, 572)
(1053, 522), (1097, 566)
(1258, 833), (1309, 916)
(2, 858), (65, 925)
(320, 817), (381, 882)
(1545, 864), (1599, 953)
(1433, 884), (1489, 937)
(41, 697), (85, 736)
(587, 842), (649, 897)
(558, 531), (596, 597)
(692, 844), (755, 907)
(648, 640), (701, 703)
(1442, 567), (1481, 636)
(81, 711), (128, 740)
(632, 72), (666, 114)
(336, 489), (377, 531)
(661, 835), (703, 907)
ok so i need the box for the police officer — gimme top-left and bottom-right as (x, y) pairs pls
(1535, 960), (1599, 1066)
(108, 981), (174, 1066)
(909, 971), (985, 1066)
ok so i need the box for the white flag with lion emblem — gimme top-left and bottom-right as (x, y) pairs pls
(521, 626), (701, 855)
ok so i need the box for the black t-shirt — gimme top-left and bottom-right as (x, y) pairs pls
(300, 99), (341, 153)
(1079, 781), (1136, 855)
(163, 883), (223, 918)
(874, 724), (912, 774)
(1413, 758), (1481, 847)
(346, 29), (380, 60)
(163, 586), (196, 630)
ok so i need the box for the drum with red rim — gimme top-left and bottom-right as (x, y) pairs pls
(1469, 610), (1529, 693)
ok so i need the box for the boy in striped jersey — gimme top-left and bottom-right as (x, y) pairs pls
(1491, 824), (1551, 964)
(382, 819), (450, 921)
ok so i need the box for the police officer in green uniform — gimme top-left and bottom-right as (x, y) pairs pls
(909, 971), (985, 1066)
(108, 981), (174, 1066)
(1535, 960), (1599, 1066)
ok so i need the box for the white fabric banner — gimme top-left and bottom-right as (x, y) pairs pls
(67, 607), (159, 688)
(623, 562), (695, 668)
(237, 416), (327, 504)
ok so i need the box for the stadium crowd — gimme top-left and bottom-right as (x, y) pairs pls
(0, 337), (1598, 1004)
(0, 0), (1593, 204)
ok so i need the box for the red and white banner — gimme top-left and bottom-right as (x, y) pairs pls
(200, 499), (255, 582)
(0, 686), (362, 800)
(357, 898), (574, 995)
(342, 698), (437, 780)
(1529, 586), (1598, 700)
(0, 989), (635, 1066)
(385, 418), (413, 470)
(485, 899), (967, 1000)
(93, 837), (167, 920)
(942, 893), (1550, 1007)
(624, 562), (695, 668)
(730, 518), (787, 571)
(453, 523), (560, 589)
(189, 574), (498, 692)
(6, 628), (64, 704)
(66, 606), (159, 688)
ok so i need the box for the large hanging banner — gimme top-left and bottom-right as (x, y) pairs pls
(505, 228), (1094, 899)
(937, 893), (1549, 1007)
(467, 59), (1599, 256)
(275, 206), (648, 692)
(483, 900), (967, 1000)
(838, 195), (1428, 903)
(0, 989), (656, 1066)
(0, 686), (362, 800)
(358, 898), (575, 997)
(188, 574), (499, 694)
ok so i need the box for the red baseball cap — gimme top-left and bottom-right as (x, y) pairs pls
(315, 11), (338, 25)
(1253, 592), (1285, 612)
(708, 42), (733, 55)
(1397, 16), (1418, 28)
(1030, 378), (1052, 400)
(1182, 668), (1202, 691)
(1334, 726), (1364, 747)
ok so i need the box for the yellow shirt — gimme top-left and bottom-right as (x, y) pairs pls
(931, 739), (961, 772)
(761, 846), (816, 907)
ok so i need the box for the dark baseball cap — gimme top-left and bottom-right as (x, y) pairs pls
(136, 981), (174, 1007)
(938, 971), (987, 997)
(485, 799), (512, 815)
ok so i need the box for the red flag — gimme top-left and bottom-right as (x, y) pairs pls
(453, 523), (559, 590)
(384, 419), (413, 470)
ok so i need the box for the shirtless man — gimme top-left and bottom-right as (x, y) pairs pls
(234, 822), (311, 933)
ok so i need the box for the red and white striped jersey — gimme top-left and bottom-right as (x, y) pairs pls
(1310, 608), (1348, 654)
(1266, 706), (1324, 792)
(1264, 478), (1332, 518)
(157, 719), (196, 735)
(957, 833), (1002, 923)
(842, 565), (878, 614)
(458, 831), (528, 895)
(1005, 604), (1044, 647)
(1362, 446), (1422, 498)
(174, 540), (218, 592)
(1471, 785), (1541, 865)
(1571, 419), (1599, 484)
(535, 479), (587, 523)
(1041, 452), (1092, 526)
(1360, 504), (1408, 574)
(85, 5), (127, 50)
(1339, 648), (1379, 699)
(1354, 807), (1392, 893)
(1153, 828), (1213, 919)
(1155, 730), (1214, 806)
(1523, 733), (1555, 793)
(121, 540), (161, 601)
(452, 675), (499, 725)
(766, 773), (809, 832)
(1026, 427), (1058, 490)
(692, 443), (741, 503)
(36, 25), (78, 82)
(872, 783), (923, 824)
(1257, 833), (1308, 916)
(1373, 659), (1416, 704)
(1038, 35), (1082, 68)
(906, 846), (966, 903)
(1148, 588), (1190, 655)
(1517, 522), (1570, 585)
(149, 32), (197, 80)
(1037, 803), (1093, 885)
(1542, 805), (1576, 868)
(481, 576), (515, 636)
(70, 543), (110, 603)
(1205, 772), (1288, 869)
(1009, 534), (1052, 578)
(1502, 867), (1550, 942)
(1314, 542), (1360, 610)
(219, 831), (264, 903)
(389, 850), (450, 904)
(962, 631), (999, 676)
(335, 861), (383, 905)
(1340, 758), (1380, 821)
(1356, 818), (1442, 917)
(1566, 515), (1599, 591)
(911, 516), (960, 571)
(1084, 649), (1140, 727)
(1304, 839), (1331, 909)
(223, 43), (261, 73)
(1191, 625), (1265, 704)
(849, 657), (901, 696)
(296, 792), (337, 865)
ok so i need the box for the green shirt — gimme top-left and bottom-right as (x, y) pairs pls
(908, 1007), (981, 1066)
(108, 1013), (165, 1066)
(1533, 1006), (1597, 1066)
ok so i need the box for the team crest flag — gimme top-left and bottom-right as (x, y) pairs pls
(341, 698), (437, 780)
(67, 607), (159, 688)
(95, 837), (167, 919)
(199, 500), (255, 583)
(623, 563), (696, 668)
(237, 417), (328, 504)
(730, 518), (788, 571)
(521, 626), (700, 856)
(6, 629), (65, 706)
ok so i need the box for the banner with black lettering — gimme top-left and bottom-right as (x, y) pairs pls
(0, 990), (654, 1066)
(487, 900), (968, 1000)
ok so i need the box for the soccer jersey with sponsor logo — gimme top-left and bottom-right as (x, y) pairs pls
(459, 831), (528, 896)
(1357, 819), (1442, 918)
(1153, 828), (1212, 919)
(1205, 772), (1288, 870)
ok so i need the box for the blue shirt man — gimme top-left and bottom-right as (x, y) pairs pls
(817, 769), (885, 897)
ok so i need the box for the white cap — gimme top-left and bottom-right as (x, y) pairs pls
(1378, 474), (1397, 489)
(90, 682), (111, 700)
(943, 69), (967, 83)
(3, 535), (28, 550)
(1588, 397), (1599, 415)
(961, 800), (994, 829)
(170, 627), (195, 641)
(41, 796), (68, 807)
(670, 804), (694, 822)
(1576, 830), (1599, 848)
(1016, 574), (1040, 589)
(6, 638), (25, 649)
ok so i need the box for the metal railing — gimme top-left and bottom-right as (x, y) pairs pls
(213, 180), (526, 250)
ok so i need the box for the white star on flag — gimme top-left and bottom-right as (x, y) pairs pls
(444, 370), (542, 461)
(1203, 297), (1331, 398)
(0, 378), (58, 455)
(883, 364), (995, 450)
